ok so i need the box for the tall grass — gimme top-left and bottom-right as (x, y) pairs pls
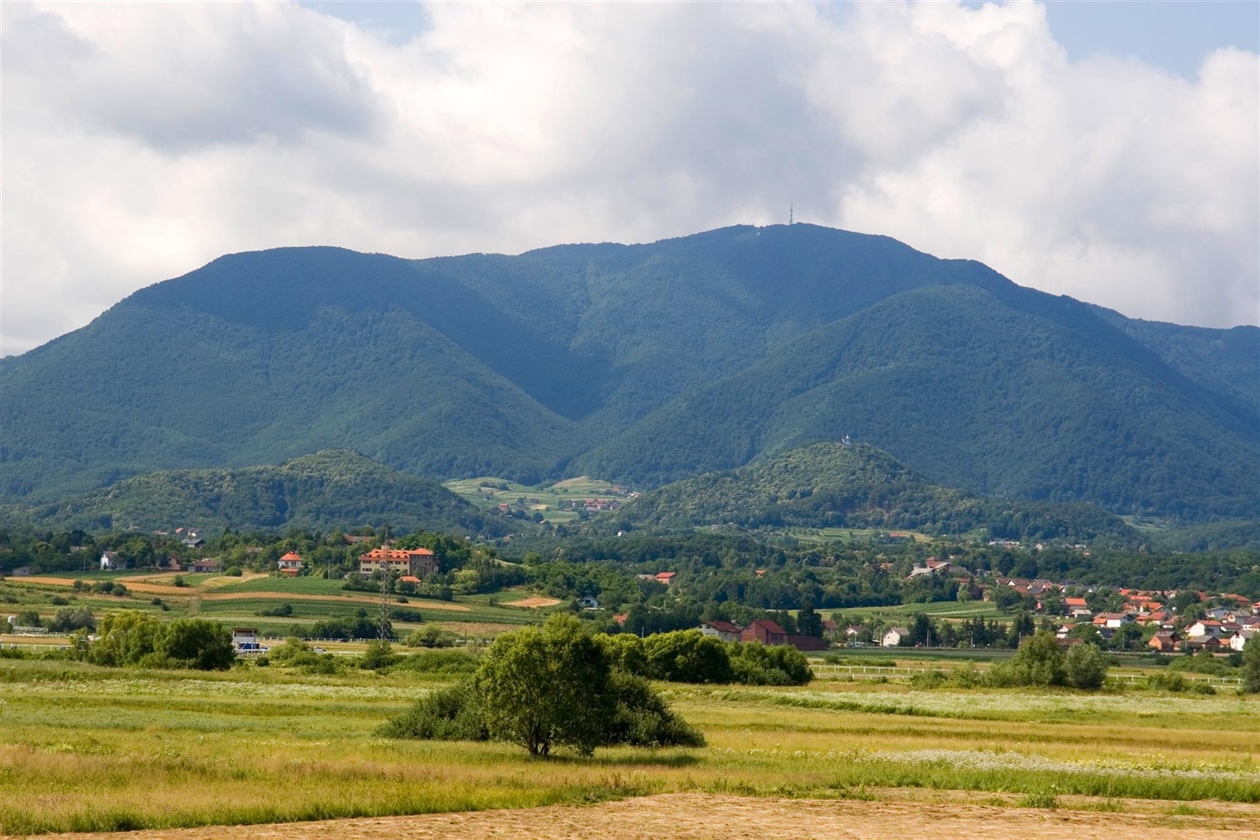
(1, 659), (1256, 834)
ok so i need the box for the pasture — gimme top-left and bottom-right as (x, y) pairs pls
(0, 656), (1257, 836)
(443, 475), (629, 523)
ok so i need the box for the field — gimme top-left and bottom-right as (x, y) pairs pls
(443, 476), (630, 523)
(35, 794), (1260, 840)
(1, 657), (1257, 836)
(786, 527), (933, 545)
(0, 572), (556, 639)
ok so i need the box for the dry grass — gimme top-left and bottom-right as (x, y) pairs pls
(39, 794), (1260, 840)
(502, 597), (563, 608)
(1, 660), (1257, 835)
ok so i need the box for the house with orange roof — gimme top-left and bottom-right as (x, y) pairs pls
(359, 547), (438, 578)
(277, 552), (303, 576)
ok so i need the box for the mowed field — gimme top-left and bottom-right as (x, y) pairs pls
(1, 658), (1258, 836)
(37, 794), (1260, 840)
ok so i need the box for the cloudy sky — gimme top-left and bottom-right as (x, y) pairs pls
(3, 0), (1257, 357)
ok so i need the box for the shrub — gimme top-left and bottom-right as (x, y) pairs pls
(46, 607), (95, 633)
(1064, 643), (1107, 689)
(404, 626), (459, 648)
(989, 633), (1065, 687)
(155, 619), (235, 670)
(643, 630), (733, 683)
(603, 670), (705, 748)
(390, 649), (479, 677)
(379, 682), (488, 741)
(728, 642), (813, 686)
(359, 640), (399, 671)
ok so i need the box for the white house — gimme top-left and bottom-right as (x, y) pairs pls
(699, 620), (742, 644)
(1186, 620), (1223, 639)
(1234, 627), (1254, 654)
(99, 551), (125, 571)
(881, 627), (910, 648)
(232, 628), (262, 652)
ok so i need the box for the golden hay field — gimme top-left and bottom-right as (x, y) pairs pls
(39, 794), (1260, 840)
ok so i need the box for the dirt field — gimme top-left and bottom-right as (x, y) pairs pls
(36, 794), (1260, 840)
(502, 596), (563, 608)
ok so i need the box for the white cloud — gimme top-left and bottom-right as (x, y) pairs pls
(2, 0), (1256, 356)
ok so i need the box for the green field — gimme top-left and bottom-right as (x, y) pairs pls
(1, 575), (549, 635)
(0, 656), (1256, 835)
(840, 601), (1007, 623)
(209, 576), (350, 596)
(444, 475), (630, 523)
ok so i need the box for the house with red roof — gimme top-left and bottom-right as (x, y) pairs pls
(359, 547), (438, 578)
(699, 620), (742, 644)
(740, 619), (787, 646)
(277, 552), (303, 576)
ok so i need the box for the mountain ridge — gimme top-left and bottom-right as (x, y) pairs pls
(2, 224), (1255, 522)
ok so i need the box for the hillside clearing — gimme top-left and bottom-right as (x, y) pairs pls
(502, 596), (563, 608)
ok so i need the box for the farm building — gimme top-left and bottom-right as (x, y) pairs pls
(277, 552), (303, 576)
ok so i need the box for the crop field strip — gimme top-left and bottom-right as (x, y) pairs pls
(30, 794), (1260, 840)
(1, 659), (1257, 835)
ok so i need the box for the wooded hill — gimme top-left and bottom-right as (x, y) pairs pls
(3, 224), (1256, 523)
(606, 442), (1138, 545)
(0, 450), (512, 537)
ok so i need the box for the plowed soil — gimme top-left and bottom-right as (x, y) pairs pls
(35, 793), (1260, 840)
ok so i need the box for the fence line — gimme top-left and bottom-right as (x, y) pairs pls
(812, 662), (1243, 686)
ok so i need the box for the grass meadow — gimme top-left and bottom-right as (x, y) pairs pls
(1, 656), (1257, 835)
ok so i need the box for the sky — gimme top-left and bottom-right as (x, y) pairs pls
(2, 0), (1257, 357)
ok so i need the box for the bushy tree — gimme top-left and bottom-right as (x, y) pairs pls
(990, 632), (1065, 687)
(1243, 635), (1260, 695)
(1063, 643), (1107, 689)
(88, 613), (234, 670)
(386, 614), (704, 757)
(643, 630), (733, 683)
(88, 611), (162, 667)
(728, 642), (813, 686)
(475, 614), (618, 756)
(158, 619), (235, 670)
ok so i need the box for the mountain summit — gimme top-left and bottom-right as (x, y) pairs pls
(2, 224), (1256, 521)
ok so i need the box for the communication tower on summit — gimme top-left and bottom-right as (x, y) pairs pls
(789, 203), (794, 225)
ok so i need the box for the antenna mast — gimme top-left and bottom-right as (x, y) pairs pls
(789, 203), (794, 225)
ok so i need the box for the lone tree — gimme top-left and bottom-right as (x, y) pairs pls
(475, 614), (618, 757)
(386, 614), (704, 756)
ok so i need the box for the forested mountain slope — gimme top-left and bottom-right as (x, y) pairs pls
(576, 281), (1258, 519)
(0, 450), (511, 536)
(2, 224), (1255, 522)
(611, 442), (1139, 544)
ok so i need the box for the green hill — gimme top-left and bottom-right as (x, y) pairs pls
(1, 450), (515, 536)
(1, 224), (1256, 524)
(610, 442), (1139, 544)
(576, 281), (1258, 520)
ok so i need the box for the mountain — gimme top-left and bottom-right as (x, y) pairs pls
(0, 450), (513, 536)
(2, 224), (1256, 523)
(608, 442), (1139, 544)
(575, 281), (1259, 519)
